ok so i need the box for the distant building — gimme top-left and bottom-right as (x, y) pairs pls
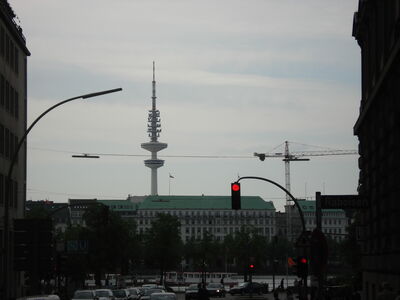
(134, 195), (276, 242)
(0, 0), (30, 298)
(285, 200), (348, 242)
(97, 199), (138, 219)
(69, 198), (98, 227)
(352, 1), (400, 296)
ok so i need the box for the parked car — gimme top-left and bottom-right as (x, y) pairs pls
(72, 290), (98, 300)
(139, 288), (165, 300)
(185, 284), (199, 300)
(229, 282), (263, 295)
(127, 287), (142, 300)
(150, 292), (176, 300)
(142, 284), (157, 289)
(95, 289), (115, 300)
(206, 283), (225, 297)
(113, 289), (130, 300)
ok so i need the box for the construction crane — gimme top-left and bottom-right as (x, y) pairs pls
(254, 141), (358, 239)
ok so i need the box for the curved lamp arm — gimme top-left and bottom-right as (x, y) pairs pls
(237, 176), (306, 232)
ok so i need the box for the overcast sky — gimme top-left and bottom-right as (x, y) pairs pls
(10, 0), (360, 211)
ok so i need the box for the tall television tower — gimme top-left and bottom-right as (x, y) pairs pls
(141, 62), (168, 195)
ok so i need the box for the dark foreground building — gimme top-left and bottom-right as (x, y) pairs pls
(1, 0), (30, 299)
(352, 1), (400, 298)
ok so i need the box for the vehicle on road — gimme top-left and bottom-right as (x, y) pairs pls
(95, 288), (115, 300)
(206, 283), (225, 297)
(72, 290), (98, 300)
(113, 289), (130, 300)
(229, 282), (263, 295)
(127, 287), (142, 300)
(139, 288), (165, 300)
(150, 292), (176, 300)
(185, 284), (199, 300)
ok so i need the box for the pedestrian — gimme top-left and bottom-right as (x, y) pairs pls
(280, 278), (284, 290)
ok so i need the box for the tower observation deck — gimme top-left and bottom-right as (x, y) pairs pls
(141, 62), (168, 195)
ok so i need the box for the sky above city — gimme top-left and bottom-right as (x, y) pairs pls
(10, 0), (360, 211)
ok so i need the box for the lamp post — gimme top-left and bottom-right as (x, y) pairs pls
(2, 87), (122, 300)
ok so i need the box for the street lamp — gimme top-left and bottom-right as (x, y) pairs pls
(2, 87), (122, 300)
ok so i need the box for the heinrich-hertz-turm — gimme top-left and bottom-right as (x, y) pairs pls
(141, 62), (168, 195)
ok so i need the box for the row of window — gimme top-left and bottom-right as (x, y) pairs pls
(138, 226), (274, 239)
(0, 172), (18, 208)
(184, 226), (272, 235)
(0, 74), (19, 119)
(0, 122), (19, 160)
(303, 211), (345, 217)
(306, 218), (345, 226)
(138, 217), (274, 226)
(139, 209), (273, 217)
(0, 25), (19, 74)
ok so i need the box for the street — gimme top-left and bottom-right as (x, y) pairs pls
(175, 292), (291, 300)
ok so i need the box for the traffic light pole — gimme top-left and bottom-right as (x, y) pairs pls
(235, 176), (308, 299)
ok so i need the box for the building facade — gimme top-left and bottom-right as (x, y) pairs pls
(0, 1), (30, 299)
(352, 1), (400, 297)
(285, 200), (348, 242)
(134, 195), (276, 242)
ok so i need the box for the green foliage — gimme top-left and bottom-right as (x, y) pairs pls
(143, 213), (184, 280)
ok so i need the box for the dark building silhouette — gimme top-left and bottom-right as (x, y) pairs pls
(352, 1), (400, 297)
(1, 0), (30, 299)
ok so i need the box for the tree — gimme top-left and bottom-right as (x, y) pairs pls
(231, 226), (268, 279)
(83, 204), (139, 285)
(143, 213), (183, 284)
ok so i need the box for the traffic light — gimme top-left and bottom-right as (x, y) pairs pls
(231, 182), (241, 210)
(249, 264), (255, 271)
(296, 256), (308, 278)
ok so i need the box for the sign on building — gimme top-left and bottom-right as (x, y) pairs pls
(320, 195), (367, 209)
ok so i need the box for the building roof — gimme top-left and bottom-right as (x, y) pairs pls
(97, 199), (137, 211)
(138, 195), (275, 210)
(296, 200), (344, 213)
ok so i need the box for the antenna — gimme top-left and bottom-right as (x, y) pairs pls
(141, 62), (168, 195)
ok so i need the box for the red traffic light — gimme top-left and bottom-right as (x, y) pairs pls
(249, 264), (254, 269)
(232, 183), (240, 192)
(299, 257), (308, 264)
(231, 182), (241, 210)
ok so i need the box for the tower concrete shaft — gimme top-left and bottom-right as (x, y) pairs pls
(141, 62), (167, 195)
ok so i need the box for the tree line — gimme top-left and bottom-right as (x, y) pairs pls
(27, 204), (361, 288)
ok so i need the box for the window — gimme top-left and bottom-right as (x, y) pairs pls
(1, 75), (4, 107)
(0, 123), (4, 155)
(0, 173), (4, 205)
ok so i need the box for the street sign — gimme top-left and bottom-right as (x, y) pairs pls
(66, 240), (89, 253)
(320, 195), (367, 209)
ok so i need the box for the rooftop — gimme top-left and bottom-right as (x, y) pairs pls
(138, 195), (275, 210)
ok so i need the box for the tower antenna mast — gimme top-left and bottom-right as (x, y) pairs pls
(141, 62), (168, 195)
